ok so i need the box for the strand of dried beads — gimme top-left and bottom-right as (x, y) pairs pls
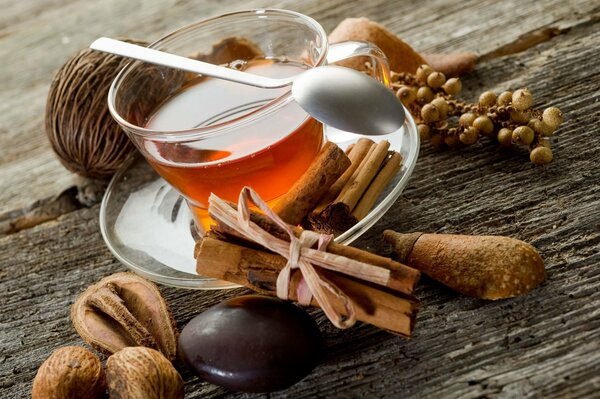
(390, 65), (563, 165)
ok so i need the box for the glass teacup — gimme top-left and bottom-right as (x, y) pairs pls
(108, 9), (391, 231)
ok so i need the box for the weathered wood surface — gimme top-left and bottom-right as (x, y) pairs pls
(1, 0), (599, 398)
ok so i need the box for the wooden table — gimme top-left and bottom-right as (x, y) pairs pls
(1, 0), (599, 397)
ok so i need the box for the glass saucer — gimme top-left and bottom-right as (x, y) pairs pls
(99, 111), (419, 289)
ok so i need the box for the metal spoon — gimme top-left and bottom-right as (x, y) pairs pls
(91, 37), (405, 135)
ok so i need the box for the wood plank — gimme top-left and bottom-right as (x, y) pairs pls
(0, 0), (599, 397)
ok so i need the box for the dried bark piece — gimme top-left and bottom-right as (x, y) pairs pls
(328, 17), (477, 76)
(422, 53), (478, 77)
(71, 272), (178, 362)
(384, 231), (546, 300)
(329, 17), (426, 73)
(190, 36), (264, 65)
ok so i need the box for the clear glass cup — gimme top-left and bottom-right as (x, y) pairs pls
(108, 9), (391, 232)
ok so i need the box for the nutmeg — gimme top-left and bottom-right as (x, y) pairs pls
(106, 347), (184, 399)
(31, 346), (106, 399)
(45, 39), (146, 179)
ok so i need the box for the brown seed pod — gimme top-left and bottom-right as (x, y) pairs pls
(497, 128), (514, 147)
(71, 272), (178, 361)
(384, 231), (546, 300)
(530, 146), (554, 165)
(512, 126), (535, 145)
(442, 77), (462, 95)
(31, 346), (106, 399)
(459, 126), (479, 145)
(45, 39), (148, 179)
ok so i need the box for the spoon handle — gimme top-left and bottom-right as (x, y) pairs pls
(90, 37), (292, 89)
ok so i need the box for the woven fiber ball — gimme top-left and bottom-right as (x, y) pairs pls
(45, 39), (147, 179)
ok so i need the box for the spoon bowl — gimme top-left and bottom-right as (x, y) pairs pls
(91, 37), (405, 135)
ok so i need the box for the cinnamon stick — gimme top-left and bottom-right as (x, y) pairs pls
(304, 140), (391, 234)
(209, 204), (420, 296)
(336, 140), (391, 210)
(196, 236), (419, 337)
(352, 151), (402, 220)
(272, 141), (350, 226)
(345, 143), (355, 155)
(315, 138), (375, 212)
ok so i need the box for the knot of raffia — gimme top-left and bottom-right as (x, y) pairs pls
(208, 187), (357, 329)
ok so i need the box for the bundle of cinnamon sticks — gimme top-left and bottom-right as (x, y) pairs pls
(195, 198), (420, 337)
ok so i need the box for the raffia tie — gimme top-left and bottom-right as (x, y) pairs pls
(208, 187), (357, 329)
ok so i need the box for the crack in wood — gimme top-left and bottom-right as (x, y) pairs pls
(479, 26), (565, 62)
(0, 180), (107, 236)
(480, 12), (600, 62)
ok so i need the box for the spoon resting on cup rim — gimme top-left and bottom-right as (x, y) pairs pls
(90, 37), (405, 135)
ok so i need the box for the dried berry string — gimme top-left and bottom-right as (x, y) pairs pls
(390, 65), (563, 165)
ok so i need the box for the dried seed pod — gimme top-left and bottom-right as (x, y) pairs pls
(512, 88), (533, 111)
(391, 64), (563, 165)
(459, 126), (479, 145)
(45, 40), (149, 179)
(497, 128), (514, 147)
(427, 71), (446, 88)
(473, 115), (494, 136)
(32, 346), (105, 399)
(418, 124), (432, 140)
(530, 146), (554, 165)
(459, 112), (477, 127)
(444, 133), (460, 147)
(512, 126), (535, 145)
(542, 107), (564, 130)
(431, 97), (449, 118)
(421, 104), (440, 123)
(417, 86), (435, 103)
(442, 77), (462, 95)
(107, 347), (184, 399)
(478, 91), (497, 107)
(396, 85), (417, 105)
(416, 64), (434, 84)
(71, 272), (178, 362)
(384, 231), (546, 300)
(497, 91), (513, 106)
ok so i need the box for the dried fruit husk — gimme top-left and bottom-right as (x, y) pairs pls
(71, 272), (178, 362)
(45, 39), (147, 179)
(328, 17), (477, 76)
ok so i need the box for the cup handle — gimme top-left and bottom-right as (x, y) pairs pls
(326, 41), (391, 87)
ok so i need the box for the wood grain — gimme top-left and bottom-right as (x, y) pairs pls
(0, 0), (599, 398)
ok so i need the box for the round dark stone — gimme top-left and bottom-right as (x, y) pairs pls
(179, 295), (323, 393)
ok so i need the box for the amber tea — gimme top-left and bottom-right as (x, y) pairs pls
(143, 59), (323, 227)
